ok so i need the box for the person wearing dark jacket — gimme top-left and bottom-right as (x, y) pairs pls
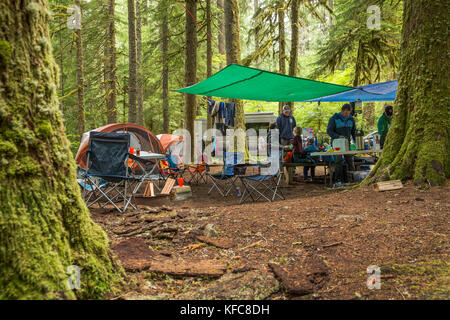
(276, 105), (297, 149)
(326, 104), (356, 186)
(377, 105), (393, 149)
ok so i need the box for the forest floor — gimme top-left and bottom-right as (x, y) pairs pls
(91, 174), (449, 300)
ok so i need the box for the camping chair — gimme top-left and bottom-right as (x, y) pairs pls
(159, 155), (186, 181)
(185, 154), (208, 185)
(82, 131), (142, 213)
(238, 156), (285, 204)
(207, 152), (245, 197)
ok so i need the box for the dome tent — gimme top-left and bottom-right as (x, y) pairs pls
(75, 123), (163, 170)
(156, 134), (184, 155)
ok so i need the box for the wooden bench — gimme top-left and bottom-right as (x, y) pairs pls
(282, 162), (328, 185)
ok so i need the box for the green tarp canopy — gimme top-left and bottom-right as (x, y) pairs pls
(174, 64), (353, 102)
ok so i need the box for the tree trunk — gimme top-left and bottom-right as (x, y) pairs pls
(224, 0), (245, 136)
(206, 0), (213, 131)
(105, 0), (117, 124)
(362, 102), (375, 132)
(0, 0), (122, 299)
(288, 0), (299, 113)
(160, 3), (169, 133)
(368, 0), (449, 186)
(253, 0), (260, 67)
(127, 0), (137, 123)
(329, 0), (334, 27)
(278, 2), (286, 114)
(59, 31), (64, 114)
(217, 0), (225, 69)
(184, 0), (197, 160)
(136, 0), (143, 126)
(75, 0), (85, 139)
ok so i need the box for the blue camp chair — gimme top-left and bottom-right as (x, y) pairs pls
(238, 155), (285, 204)
(207, 152), (245, 197)
(82, 131), (142, 213)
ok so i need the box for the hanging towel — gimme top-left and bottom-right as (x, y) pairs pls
(224, 102), (236, 127)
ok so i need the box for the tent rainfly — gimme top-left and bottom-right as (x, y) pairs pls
(174, 64), (354, 102)
(306, 80), (397, 102)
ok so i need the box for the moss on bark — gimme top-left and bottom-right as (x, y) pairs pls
(0, 0), (123, 299)
(368, 0), (449, 186)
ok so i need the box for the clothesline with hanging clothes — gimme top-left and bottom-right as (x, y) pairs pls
(207, 98), (236, 128)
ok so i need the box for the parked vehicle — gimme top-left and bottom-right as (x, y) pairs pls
(364, 130), (378, 148)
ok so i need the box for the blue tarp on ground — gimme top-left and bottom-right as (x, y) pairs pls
(306, 80), (397, 102)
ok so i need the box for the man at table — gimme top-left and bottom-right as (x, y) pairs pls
(377, 105), (393, 149)
(326, 103), (356, 186)
(276, 105), (296, 156)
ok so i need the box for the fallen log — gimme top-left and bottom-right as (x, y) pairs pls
(126, 257), (228, 277)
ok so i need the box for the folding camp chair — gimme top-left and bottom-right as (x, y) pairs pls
(82, 131), (142, 213)
(185, 154), (208, 185)
(207, 152), (245, 197)
(159, 155), (186, 181)
(238, 157), (285, 204)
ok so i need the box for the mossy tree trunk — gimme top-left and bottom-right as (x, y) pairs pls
(127, 0), (137, 123)
(160, 2), (169, 133)
(368, 0), (449, 186)
(224, 0), (246, 135)
(0, 0), (123, 299)
(362, 102), (375, 132)
(287, 0), (299, 113)
(184, 0), (197, 160)
(75, 0), (85, 139)
(278, 2), (286, 114)
(105, 0), (117, 124)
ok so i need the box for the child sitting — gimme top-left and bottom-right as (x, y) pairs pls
(303, 137), (320, 181)
(291, 127), (304, 163)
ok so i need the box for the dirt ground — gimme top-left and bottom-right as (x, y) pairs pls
(91, 173), (449, 300)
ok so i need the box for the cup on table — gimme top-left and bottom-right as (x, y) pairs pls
(178, 177), (184, 187)
(129, 147), (135, 155)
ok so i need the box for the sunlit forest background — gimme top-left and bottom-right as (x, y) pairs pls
(48, 0), (402, 154)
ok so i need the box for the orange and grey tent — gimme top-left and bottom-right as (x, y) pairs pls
(75, 123), (163, 170)
(156, 134), (184, 154)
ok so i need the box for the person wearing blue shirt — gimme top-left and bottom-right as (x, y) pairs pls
(303, 137), (320, 181)
(276, 105), (297, 153)
(326, 104), (356, 186)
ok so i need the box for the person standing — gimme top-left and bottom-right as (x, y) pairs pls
(377, 105), (393, 149)
(327, 104), (356, 186)
(276, 105), (297, 151)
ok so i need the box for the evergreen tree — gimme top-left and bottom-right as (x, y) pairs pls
(0, 0), (122, 299)
(369, 0), (449, 185)
(127, 0), (137, 123)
